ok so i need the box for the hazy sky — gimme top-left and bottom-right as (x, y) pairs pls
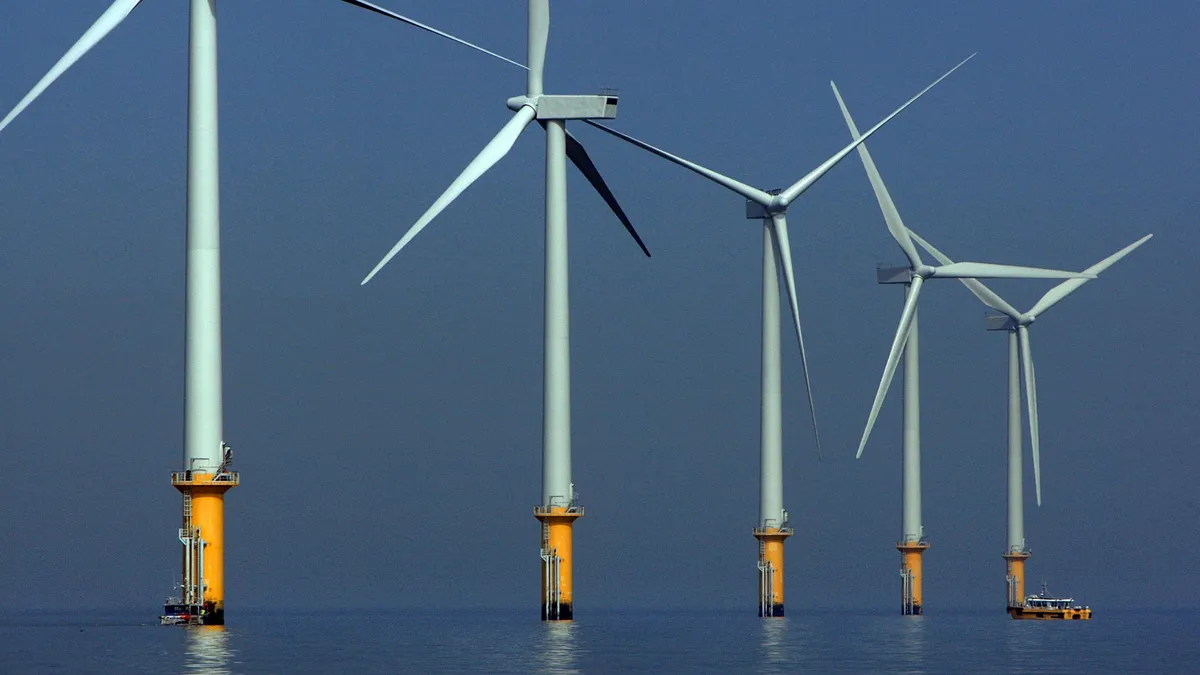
(0, 1), (1196, 613)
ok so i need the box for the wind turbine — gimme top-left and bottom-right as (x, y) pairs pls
(0, 0), (569, 626)
(831, 80), (1095, 616)
(907, 229), (1151, 610)
(1, 0), (238, 626)
(356, 0), (652, 622)
(585, 55), (974, 617)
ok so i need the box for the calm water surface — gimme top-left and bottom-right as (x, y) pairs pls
(1, 608), (1195, 673)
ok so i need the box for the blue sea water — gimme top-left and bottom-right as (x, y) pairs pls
(1, 608), (1196, 674)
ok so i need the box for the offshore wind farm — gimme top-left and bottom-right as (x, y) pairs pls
(0, 0), (1197, 671)
(831, 82), (1098, 616)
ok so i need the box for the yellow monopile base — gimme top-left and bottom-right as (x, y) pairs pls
(897, 540), (929, 616)
(1003, 550), (1031, 609)
(173, 471), (238, 625)
(534, 505), (582, 621)
(754, 527), (792, 617)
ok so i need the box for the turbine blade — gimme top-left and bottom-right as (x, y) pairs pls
(560, 126), (650, 257)
(527, 0), (549, 95)
(1018, 326), (1042, 506)
(857, 277), (924, 458)
(0, 0), (143, 134)
(906, 228), (1022, 319)
(831, 81), (922, 269)
(779, 53), (976, 205)
(771, 214), (822, 457)
(584, 121), (771, 205)
(931, 262), (1095, 280)
(361, 106), (536, 284)
(1026, 234), (1153, 318)
(336, 0), (526, 69)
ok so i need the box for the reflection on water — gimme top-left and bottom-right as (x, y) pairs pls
(535, 621), (580, 675)
(760, 618), (789, 670)
(184, 625), (233, 675)
(1005, 614), (1055, 669)
(894, 615), (928, 673)
(854, 614), (932, 674)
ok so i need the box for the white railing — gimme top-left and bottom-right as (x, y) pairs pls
(534, 505), (583, 517)
(172, 471), (239, 485)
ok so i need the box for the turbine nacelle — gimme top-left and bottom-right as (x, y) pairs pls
(506, 94), (619, 120)
(985, 313), (1017, 331)
(878, 264), (939, 283)
(985, 312), (1038, 331)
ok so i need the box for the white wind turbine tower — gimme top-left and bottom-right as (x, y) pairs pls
(907, 229), (1152, 610)
(0, 0), (557, 626)
(586, 55), (974, 617)
(831, 81), (1094, 616)
(356, 0), (653, 622)
(1, 0), (238, 625)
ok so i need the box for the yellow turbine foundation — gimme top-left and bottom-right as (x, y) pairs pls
(754, 527), (791, 617)
(897, 540), (929, 616)
(535, 505), (582, 621)
(1004, 551), (1030, 609)
(173, 471), (238, 625)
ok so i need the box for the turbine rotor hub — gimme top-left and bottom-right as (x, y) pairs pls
(506, 95), (537, 112)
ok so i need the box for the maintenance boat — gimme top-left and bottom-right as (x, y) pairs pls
(160, 599), (205, 626)
(1008, 583), (1092, 620)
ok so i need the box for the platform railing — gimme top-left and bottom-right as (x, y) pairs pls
(534, 505), (583, 516)
(172, 471), (240, 485)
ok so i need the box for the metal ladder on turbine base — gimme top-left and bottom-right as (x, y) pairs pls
(540, 521), (563, 620)
(901, 568), (915, 615)
(757, 539), (776, 617)
(179, 490), (195, 604)
(176, 490), (205, 624)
